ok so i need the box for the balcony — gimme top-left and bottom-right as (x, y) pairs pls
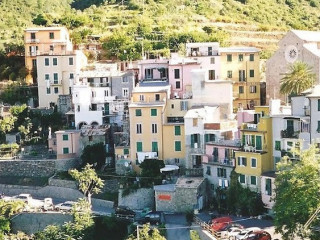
(281, 129), (299, 139)
(26, 39), (40, 43)
(167, 117), (184, 124)
(243, 123), (258, 131)
(189, 147), (205, 155)
(90, 83), (111, 87)
(208, 157), (235, 167)
(50, 80), (62, 85)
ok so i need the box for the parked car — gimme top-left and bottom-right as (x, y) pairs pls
(245, 230), (271, 240)
(24, 198), (54, 212)
(219, 223), (244, 239)
(211, 216), (233, 232)
(14, 194), (32, 203)
(234, 227), (262, 240)
(55, 201), (76, 212)
(115, 206), (136, 218)
(138, 211), (164, 225)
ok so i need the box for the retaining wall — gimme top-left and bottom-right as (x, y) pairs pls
(118, 188), (154, 210)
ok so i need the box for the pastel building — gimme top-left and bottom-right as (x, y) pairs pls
(24, 26), (73, 84)
(235, 106), (273, 192)
(50, 130), (81, 160)
(266, 30), (320, 103)
(37, 51), (87, 108)
(219, 47), (261, 110)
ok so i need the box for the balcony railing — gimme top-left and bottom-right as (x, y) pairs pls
(50, 80), (62, 85)
(209, 157), (235, 167)
(26, 39), (40, 43)
(185, 168), (203, 177)
(244, 123), (257, 131)
(90, 83), (111, 87)
(281, 129), (299, 139)
(189, 147), (205, 155)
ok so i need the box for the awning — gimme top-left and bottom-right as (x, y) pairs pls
(160, 165), (179, 173)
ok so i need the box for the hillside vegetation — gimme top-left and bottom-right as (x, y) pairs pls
(1, 0), (320, 58)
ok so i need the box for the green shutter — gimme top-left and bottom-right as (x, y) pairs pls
(237, 157), (240, 165)
(175, 126), (181, 136)
(152, 142), (158, 152)
(63, 148), (69, 154)
(136, 109), (141, 116)
(243, 157), (247, 166)
(191, 135), (195, 146)
(318, 99), (320, 111)
(256, 136), (262, 150)
(242, 134), (245, 145)
(175, 141), (181, 151)
(251, 135), (255, 146)
(124, 148), (129, 155)
(136, 142), (142, 152)
(151, 109), (157, 116)
(205, 134), (209, 142)
(63, 134), (68, 141)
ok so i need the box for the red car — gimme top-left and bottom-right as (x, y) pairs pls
(211, 216), (232, 231)
(245, 230), (271, 240)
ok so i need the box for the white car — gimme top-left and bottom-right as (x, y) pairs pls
(55, 201), (76, 212)
(220, 227), (243, 240)
(234, 227), (261, 240)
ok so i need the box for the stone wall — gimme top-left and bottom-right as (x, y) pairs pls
(102, 179), (119, 193)
(11, 213), (73, 235)
(0, 158), (80, 178)
(48, 177), (78, 190)
(154, 190), (176, 212)
(0, 160), (55, 177)
(118, 188), (154, 210)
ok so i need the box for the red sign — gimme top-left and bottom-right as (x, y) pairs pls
(158, 194), (171, 201)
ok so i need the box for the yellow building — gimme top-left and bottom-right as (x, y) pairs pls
(128, 84), (187, 171)
(234, 106), (273, 192)
(220, 47), (261, 111)
(24, 26), (73, 84)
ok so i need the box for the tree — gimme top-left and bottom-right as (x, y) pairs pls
(139, 158), (165, 186)
(81, 143), (107, 169)
(274, 145), (320, 240)
(280, 61), (316, 96)
(69, 164), (104, 205)
(127, 223), (166, 240)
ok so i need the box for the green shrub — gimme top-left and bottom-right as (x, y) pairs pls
(190, 230), (201, 240)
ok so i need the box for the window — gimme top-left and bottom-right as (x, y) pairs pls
(31, 33), (36, 39)
(175, 126), (181, 136)
(317, 121), (320, 133)
(251, 158), (257, 168)
(122, 76), (128, 83)
(210, 57), (215, 64)
(63, 134), (68, 141)
(250, 176), (257, 185)
(265, 178), (272, 196)
(239, 86), (244, 94)
(175, 141), (181, 151)
(136, 142), (142, 152)
(217, 168), (227, 178)
(250, 54), (254, 61)
(151, 109), (157, 116)
(237, 157), (247, 166)
(208, 47), (213, 56)
(205, 134), (215, 142)
(155, 94), (160, 101)
(49, 32), (54, 39)
(53, 73), (58, 84)
(104, 90), (108, 97)
(152, 123), (158, 134)
(45, 58), (49, 66)
(227, 71), (232, 78)
(239, 174), (246, 184)
(275, 141), (281, 150)
(53, 58), (57, 66)
(239, 70), (245, 81)
(54, 87), (59, 94)
(70, 73), (74, 79)
(50, 45), (54, 51)
(136, 109), (142, 116)
(250, 85), (257, 93)
(249, 70), (254, 78)
(63, 147), (69, 154)
(136, 124), (142, 134)
(193, 118), (198, 127)
(239, 54), (243, 61)
(227, 54), (232, 62)
(139, 95), (145, 101)
(124, 148), (129, 155)
(176, 81), (181, 89)
(318, 99), (320, 111)
(206, 166), (211, 175)
(69, 57), (74, 65)
(152, 142), (158, 152)
(171, 104), (174, 109)
(32, 59), (37, 67)
(46, 87), (51, 94)
(122, 88), (129, 97)
(145, 69), (153, 79)
(174, 69), (180, 79)
(45, 74), (50, 80)
(209, 70), (215, 80)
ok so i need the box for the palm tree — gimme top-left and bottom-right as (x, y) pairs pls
(280, 61), (316, 96)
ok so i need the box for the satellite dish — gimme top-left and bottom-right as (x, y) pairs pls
(124, 162), (129, 167)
